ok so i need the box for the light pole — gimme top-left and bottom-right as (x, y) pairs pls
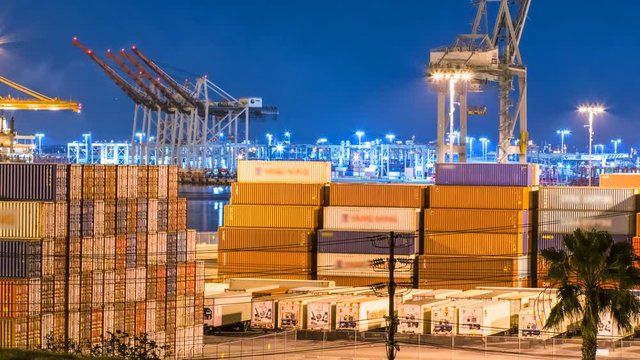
(479, 137), (489, 160)
(35, 133), (44, 154)
(284, 131), (291, 144)
(611, 139), (621, 154)
(82, 132), (92, 164)
(578, 105), (604, 186)
(595, 144), (604, 154)
(466, 137), (475, 159)
(136, 132), (145, 164)
(266, 133), (273, 146)
(556, 129), (570, 158)
(355, 131), (364, 145)
(385, 134), (395, 143)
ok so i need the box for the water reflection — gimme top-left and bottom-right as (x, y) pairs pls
(179, 185), (230, 232)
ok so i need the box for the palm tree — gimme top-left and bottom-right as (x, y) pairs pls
(541, 228), (640, 360)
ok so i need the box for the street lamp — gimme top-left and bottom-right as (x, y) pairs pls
(556, 129), (570, 157)
(578, 105), (605, 186)
(35, 133), (44, 154)
(355, 131), (364, 145)
(466, 137), (475, 159)
(385, 134), (395, 143)
(595, 144), (604, 154)
(135, 132), (145, 164)
(82, 132), (92, 164)
(266, 133), (273, 146)
(479, 137), (490, 160)
(611, 139), (621, 154)
(284, 131), (291, 144)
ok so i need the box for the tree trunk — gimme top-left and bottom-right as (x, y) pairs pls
(582, 331), (597, 360)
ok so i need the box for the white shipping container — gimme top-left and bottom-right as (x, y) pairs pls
(431, 300), (482, 336)
(237, 160), (332, 184)
(29, 278), (41, 316)
(103, 305), (115, 335)
(539, 210), (634, 235)
(0, 201), (51, 239)
(412, 289), (463, 300)
(497, 292), (540, 328)
(185, 295), (195, 327)
(157, 232), (167, 265)
(148, 199), (158, 233)
(136, 267), (146, 302)
(458, 300), (511, 336)
(519, 298), (562, 340)
(539, 187), (638, 212)
(251, 296), (283, 329)
(306, 295), (358, 331)
(187, 229), (196, 262)
(317, 253), (416, 278)
(68, 310), (80, 343)
(41, 312), (53, 346)
(92, 272), (104, 308)
(336, 297), (388, 331)
(177, 296), (186, 328)
(398, 299), (452, 335)
(126, 268), (136, 302)
(104, 271), (115, 305)
(147, 233), (157, 265)
(204, 291), (252, 329)
(184, 325), (195, 359)
(598, 311), (634, 339)
(278, 295), (332, 330)
(324, 206), (421, 231)
(146, 300), (156, 334)
(175, 326), (186, 359)
(193, 324), (203, 357)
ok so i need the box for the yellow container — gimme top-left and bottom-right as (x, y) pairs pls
(0, 279), (29, 318)
(423, 233), (530, 257)
(231, 183), (326, 206)
(223, 205), (322, 228)
(0, 317), (28, 349)
(417, 255), (530, 281)
(329, 183), (427, 207)
(424, 209), (531, 234)
(0, 202), (54, 239)
(218, 227), (314, 252)
(429, 186), (536, 210)
(599, 173), (640, 188)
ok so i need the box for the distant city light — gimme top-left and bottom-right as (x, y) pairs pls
(355, 131), (364, 145)
(578, 103), (605, 186)
(385, 134), (395, 143)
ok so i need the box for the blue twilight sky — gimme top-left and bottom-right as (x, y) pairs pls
(1, 1), (638, 151)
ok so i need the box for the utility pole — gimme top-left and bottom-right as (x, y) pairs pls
(387, 231), (397, 360)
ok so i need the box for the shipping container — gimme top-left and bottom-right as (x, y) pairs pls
(429, 185), (537, 210)
(168, 166), (178, 199)
(167, 199), (177, 232)
(137, 233), (147, 268)
(148, 166), (159, 199)
(0, 279), (29, 318)
(435, 163), (539, 186)
(92, 272), (104, 309)
(94, 164), (106, 201)
(178, 198), (187, 230)
(148, 199), (158, 233)
(430, 300), (483, 336)
(93, 200), (105, 237)
(126, 234), (137, 268)
(538, 233), (631, 252)
(0, 201), (54, 239)
(135, 301), (146, 334)
(0, 164), (67, 201)
(176, 296), (186, 327)
(69, 200), (82, 238)
(80, 272), (92, 312)
(417, 255), (530, 281)
(91, 309), (103, 343)
(115, 234), (126, 270)
(519, 298), (563, 340)
(53, 276), (66, 313)
(137, 165), (149, 199)
(237, 160), (331, 184)
(104, 199), (116, 237)
(125, 302), (135, 334)
(53, 312), (65, 340)
(305, 295), (358, 331)
(104, 235), (115, 271)
(0, 317), (28, 349)
(81, 237), (93, 273)
(224, 205), (322, 229)
(424, 209), (531, 234)
(158, 165), (168, 199)
(157, 199), (168, 232)
(318, 230), (418, 254)
(599, 173), (640, 188)
(127, 199), (137, 234)
(41, 276), (54, 313)
(116, 200), (127, 235)
(69, 165), (82, 201)
(0, 240), (42, 278)
(317, 253), (415, 278)
(116, 165), (128, 199)
(539, 210), (635, 235)
(53, 237), (67, 277)
(127, 166), (138, 200)
(539, 187), (638, 212)
(93, 236), (105, 272)
(336, 297), (388, 331)
(457, 300), (511, 336)
(166, 233), (177, 266)
(82, 165), (95, 200)
(114, 302), (125, 333)
(28, 278), (40, 316)
(147, 233), (157, 266)
(103, 305), (115, 336)
(230, 182), (326, 206)
(105, 165), (117, 200)
(329, 183), (426, 208)
(218, 227), (313, 252)
(177, 230), (187, 263)
(195, 261), (205, 294)
(147, 265), (157, 300)
(218, 250), (313, 279)
(137, 199), (148, 234)
(40, 312), (53, 347)
(136, 267), (147, 302)
(69, 237), (81, 275)
(81, 201), (95, 238)
(67, 311), (80, 344)
(316, 275), (413, 288)
(54, 201), (68, 238)
(146, 300), (156, 334)
(156, 299), (166, 332)
(185, 262), (196, 296)
(398, 298), (452, 334)
(157, 232), (167, 265)
(187, 229), (196, 262)
(324, 207), (421, 232)
(423, 232), (530, 257)
(104, 271), (115, 305)
(250, 294), (297, 329)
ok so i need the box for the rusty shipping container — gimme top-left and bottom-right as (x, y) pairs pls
(53, 237), (67, 276)
(178, 198), (187, 230)
(81, 237), (93, 273)
(105, 165), (117, 200)
(539, 187), (639, 212)
(115, 234), (126, 270)
(156, 265), (167, 300)
(157, 199), (168, 232)
(423, 232), (531, 257)
(218, 250), (312, 279)
(81, 200), (94, 238)
(136, 301), (146, 335)
(127, 166), (138, 200)
(41, 276), (54, 313)
(429, 185), (537, 210)
(539, 210), (635, 235)
(94, 164), (106, 201)
(167, 199), (178, 232)
(329, 183), (426, 208)
(237, 160), (331, 184)
(0, 279), (29, 318)
(218, 227), (315, 252)
(424, 209), (531, 234)
(224, 204), (322, 229)
(230, 182), (326, 206)
(137, 165), (149, 199)
(317, 253), (415, 278)
(187, 229), (196, 262)
(69, 200), (82, 238)
(137, 199), (148, 234)
(126, 199), (137, 234)
(115, 199), (127, 235)
(417, 255), (530, 281)
(116, 165), (128, 199)
(148, 166), (159, 199)
(0, 163), (67, 201)
(91, 309), (103, 343)
(324, 206), (421, 231)
(168, 166), (178, 199)
(68, 237), (81, 275)
(599, 173), (640, 188)
(69, 164), (83, 201)
(82, 164), (95, 200)
(147, 199), (158, 233)
(54, 201), (68, 238)
(158, 165), (169, 199)
(104, 235), (115, 271)
(0, 201), (55, 239)
(0, 240), (41, 278)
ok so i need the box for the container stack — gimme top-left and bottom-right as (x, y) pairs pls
(599, 174), (640, 264)
(419, 163), (538, 290)
(316, 183), (426, 287)
(218, 161), (330, 281)
(537, 186), (638, 287)
(0, 164), (203, 359)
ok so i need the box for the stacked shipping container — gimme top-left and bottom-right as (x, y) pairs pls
(0, 164), (204, 359)
(419, 163), (538, 290)
(218, 161), (331, 280)
(317, 183), (426, 287)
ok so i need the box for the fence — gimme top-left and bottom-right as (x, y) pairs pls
(202, 331), (640, 359)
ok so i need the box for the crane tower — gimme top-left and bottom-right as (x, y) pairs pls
(427, 0), (530, 163)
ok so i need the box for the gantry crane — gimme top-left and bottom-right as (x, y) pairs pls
(73, 37), (277, 168)
(427, 0), (531, 164)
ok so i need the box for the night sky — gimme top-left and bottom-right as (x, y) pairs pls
(3, 1), (639, 152)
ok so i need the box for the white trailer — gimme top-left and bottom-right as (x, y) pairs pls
(458, 300), (511, 336)
(398, 298), (452, 335)
(203, 291), (252, 333)
(336, 297), (389, 331)
(497, 291), (540, 328)
(306, 295), (365, 331)
(519, 297), (562, 340)
(430, 300), (482, 336)
(278, 295), (336, 330)
(412, 289), (463, 300)
(251, 293), (311, 330)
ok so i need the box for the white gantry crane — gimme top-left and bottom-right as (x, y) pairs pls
(427, 0), (531, 163)
(73, 37), (277, 168)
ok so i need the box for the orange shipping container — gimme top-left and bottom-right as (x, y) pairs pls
(0, 201), (55, 239)
(417, 255), (530, 281)
(94, 200), (105, 237)
(94, 164), (106, 201)
(136, 301), (146, 335)
(429, 185), (536, 210)
(127, 166), (139, 200)
(105, 165), (117, 200)
(599, 173), (640, 188)
(637, 214), (640, 237)
(230, 182), (326, 206)
(0, 279), (29, 318)
(147, 199), (158, 233)
(116, 165), (128, 199)
(91, 309), (103, 343)
(218, 250), (313, 279)
(218, 227), (314, 252)
(178, 198), (187, 230)
(69, 165), (82, 201)
(148, 166), (159, 199)
(27, 315), (40, 349)
(423, 233), (531, 257)
(82, 165), (95, 200)
(317, 275), (413, 287)
(237, 160), (331, 184)
(158, 165), (169, 199)
(0, 318), (28, 349)
(137, 165), (149, 199)
(424, 209), (531, 234)
(167, 199), (177, 232)
(224, 205), (322, 229)
(418, 278), (529, 291)
(329, 183), (426, 208)
(55, 201), (68, 238)
(633, 237), (640, 257)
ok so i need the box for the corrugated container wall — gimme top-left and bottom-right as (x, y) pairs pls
(318, 230), (418, 255)
(231, 183), (326, 206)
(424, 233), (530, 257)
(328, 183), (426, 208)
(218, 251), (312, 280)
(324, 207), (421, 232)
(417, 255), (530, 281)
(317, 253), (415, 278)
(599, 174), (640, 188)
(237, 160), (332, 184)
(435, 163), (539, 186)
(429, 186), (536, 210)
(218, 227), (314, 252)
(0, 241), (41, 278)
(224, 205), (322, 229)
(424, 209), (530, 234)
(82, 165), (95, 200)
(0, 202), (54, 239)
(0, 164), (67, 201)
(539, 187), (638, 212)
(539, 210), (635, 235)
(538, 233), (632, 252)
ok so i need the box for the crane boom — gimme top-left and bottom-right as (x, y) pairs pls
(72, 37), (155, 108)
(0, 75), (80, 112)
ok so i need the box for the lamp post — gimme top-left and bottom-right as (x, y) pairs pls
(578, 105), (604, 186)
(355, 131), (364, 145)
(479, 137), (489, 160)
(284, 131), (291, 144)
(266, 133), (273, 146)
(466, 137), (475, 159)
(556, 129), (570, 158)
(35, 133), (44, 154)
(611, 139), (621, 154)
(82, 132), (92, 164)
(135, 132), (145, 164)
(385, 134), (395, 143)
